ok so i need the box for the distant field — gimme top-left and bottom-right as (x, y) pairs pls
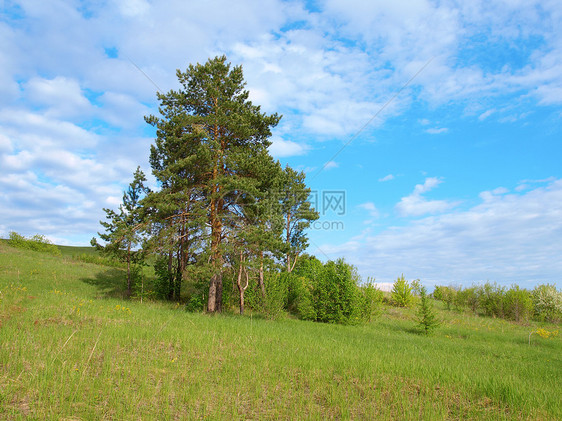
(1, 242), (560, 420)
(57, 244), (100, 257)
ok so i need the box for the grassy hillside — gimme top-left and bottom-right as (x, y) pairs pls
(57, 244), (100, 257)
(1, 242), (560, 420)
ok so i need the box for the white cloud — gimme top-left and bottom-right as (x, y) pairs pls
(0, 109), (100, 150)
(396, 177), (458, 217)
(425, 127), (448, 134)
(379, 174), (395, 182)
(358, 202), (379, 219)
(321, 179), (562, 287)
(118, 0), (150, 17)
(24, 76), (92, 119)
(322, 161), (339, 170)
(268, 137), (308, 158)
(0, 134), (13, 153)
(478, 108), (496, 121)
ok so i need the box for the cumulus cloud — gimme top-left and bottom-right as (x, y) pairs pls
(396, 177), (458, 217)
(321, 179), (562, 287)
(24, 76), (92, 119)
(268, 137), (308, 158)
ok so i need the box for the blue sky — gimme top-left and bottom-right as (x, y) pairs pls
(1, 0), (561, 288)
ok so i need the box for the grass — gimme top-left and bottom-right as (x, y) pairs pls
(1, 241), (561, 420)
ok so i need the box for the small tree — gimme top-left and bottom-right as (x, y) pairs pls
(417, 286), (440, 335)
(92, 167), (149, 296)
(359, 279), (384, 322)
(391, 274), (413, 307)
(441, 286), (457, 310)
(411, 279), (422, 296)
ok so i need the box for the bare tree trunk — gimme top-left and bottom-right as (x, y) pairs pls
(237, 259), (244, 315)
(168, 250), (174, 301)
(258, 251), (266, 299)
(237, 252), (249, 315)
(126, 242), (131, 297)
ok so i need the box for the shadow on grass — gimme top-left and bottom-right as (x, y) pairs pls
(81, 268), (128, 299)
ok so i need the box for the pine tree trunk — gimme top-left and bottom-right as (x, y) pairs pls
(237, 261), (245, 315)
(126, 242), (131, 297)
(237, 253), (249, 315)
(207, 154), (224, 313)
(286, 212), (292, 272)
(168, 251), (174, 301)
(258, 252), (266, 299)
(208, 272), (223, 313)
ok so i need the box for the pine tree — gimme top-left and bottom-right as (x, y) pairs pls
(278, 166), (319, 272)
(92, 167), (149, 296)
(417, 286), (440, 335)
(391, 274), (413, 307)
(145, 56), (281, 312)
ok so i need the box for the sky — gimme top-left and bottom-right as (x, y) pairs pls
(1, 0), (561, 289)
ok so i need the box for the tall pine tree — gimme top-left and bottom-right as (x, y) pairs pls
(145, 56), (281, 312)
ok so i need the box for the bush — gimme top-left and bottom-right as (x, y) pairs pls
(458, 286), (479, 313)
(504, 285), (534, 322)
(440, 286), (458, 310)
(289, 256), (362, 324)
(314, 259), (361, 324)
(532, 284), (562, 323)
(358, 281), (384, 322)
(432, 286), (444, 301)
(391, 274), (413, 307)
(476, 282), (505, 318)
(288, 257), (322, 321)
(261, 272), (289, 320)
(8, 231), (61, 256)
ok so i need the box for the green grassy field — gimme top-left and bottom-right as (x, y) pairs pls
(1, 242), (560, 420)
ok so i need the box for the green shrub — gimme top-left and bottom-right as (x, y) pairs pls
(288, 256), (322, 321)
(440, 286), (457, 310)
(391, 274), (413, 307)
(504, 285), (534, 322)
(8, 231), (61, 256)
(261, 272), (289, 320)
(289, 256), (362, 324)
(476, 282), (506, 318)
(532, 284), (562, 323)
(432, 285), (444, 301)
(358, 281), (384, 322)
(458, 286), (479, 313)
(314, 259), (360, 324)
